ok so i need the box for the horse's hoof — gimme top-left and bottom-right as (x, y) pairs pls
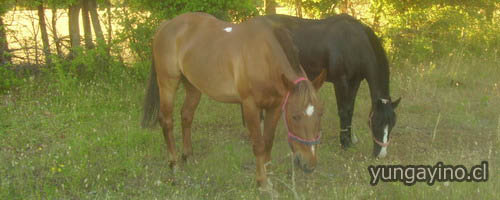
(181, 154), (191, 162)
(264, 161), (273, 173)
(258, 180), (278, 199)
(341, 142), (352, 149)
(258, 188), (279, 199)
(172, 165), (180, 174)
(351, 133), (359, 144)
(168, 161), (179, 173)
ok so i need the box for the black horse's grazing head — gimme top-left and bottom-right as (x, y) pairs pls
(369, 97), (401, 158)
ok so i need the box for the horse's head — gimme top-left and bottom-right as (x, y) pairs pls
(369, 97), (401, 158)
(281, 70), (326, 173)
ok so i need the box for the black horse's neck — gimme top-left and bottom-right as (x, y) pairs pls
(366, 67), (391, 104)
(362, 21), (392, 104)
(269, 14), (393, 103)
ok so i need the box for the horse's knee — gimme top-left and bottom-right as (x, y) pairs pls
(159, 112), (173, 129)
(252, 141), (266, 155)
(181, 111), (194, 125)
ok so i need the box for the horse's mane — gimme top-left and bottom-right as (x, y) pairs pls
(271, 26), (303, 74)
(264, 18), (318, 103)
(294, 81), (318, 107)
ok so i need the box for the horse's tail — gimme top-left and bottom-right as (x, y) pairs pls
(363, 24), (389, 69)
(141, 54), (160, 128)
(240, 104), (246, 127)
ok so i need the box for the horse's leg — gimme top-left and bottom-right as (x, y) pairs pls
(242, 101), (268, 188)
(158, 77), (180, 169)
(333, 77), (361, 149)
(263, 105), (281, 168)
(180, 78), (201, 161)
(346, 79), (361, 144)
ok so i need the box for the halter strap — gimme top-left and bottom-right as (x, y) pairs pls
(368, 111), (391, 147)
(373, 137), (390, 147)
(282, 77), (321, 146)
(293, 77), (307, 84)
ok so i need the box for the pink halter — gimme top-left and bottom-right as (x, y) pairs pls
(368, 111), (390, 147)
(282, 77), (321, 146)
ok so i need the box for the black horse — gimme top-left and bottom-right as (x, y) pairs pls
(263, 14), (401, 158)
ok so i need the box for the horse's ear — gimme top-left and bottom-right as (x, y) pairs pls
(312, 69), (327, 90)
(392, 97), (401, 109)
(281, 74), (294, 91)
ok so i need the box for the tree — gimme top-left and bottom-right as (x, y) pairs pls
(105, 0), (112, 46)
(81, 0), (94, 49)
(265, 0), (277, 14)
(68, 0), (81, 56)
(37, 1), (52, 64)
(295, 0), (302, 17)
(0, 15), (10, 64)
(50, 6), (63, 57)
(88, 0), (104, 44)
(0, 0), (14, 64)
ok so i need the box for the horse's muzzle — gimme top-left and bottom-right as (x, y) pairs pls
(294, 154), (316, 173)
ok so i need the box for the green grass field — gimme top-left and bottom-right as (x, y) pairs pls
(1, 54), (499, 199)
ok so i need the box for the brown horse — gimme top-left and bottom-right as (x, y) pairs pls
(141, 13), (327, 189)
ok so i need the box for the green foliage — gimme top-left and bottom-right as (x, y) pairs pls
(126, 0), (258, 21)
(0, 0), (15, 15)
(0, 64), (22, 93)
(278, 0), (340, 18)
(380, 3), (499, 63)
(302, 0), (339, 18)
(43, 45), (135, 93)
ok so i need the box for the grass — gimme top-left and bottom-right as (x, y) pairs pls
(1, 54), (499, 199)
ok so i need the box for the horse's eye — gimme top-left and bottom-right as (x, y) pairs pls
(292, 115), (301, 121)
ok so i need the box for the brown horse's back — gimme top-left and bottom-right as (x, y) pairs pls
(153, 13), (293, 105)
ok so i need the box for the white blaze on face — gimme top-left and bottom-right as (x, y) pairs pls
(378, 125), (389, 158)
(224, 27), (232, 32)
(305, 104), (314, 116)
(311, 145), (316, 156)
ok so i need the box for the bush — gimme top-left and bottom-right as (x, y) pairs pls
(382, 4), (499, 63)
(0, 63), (22, 93)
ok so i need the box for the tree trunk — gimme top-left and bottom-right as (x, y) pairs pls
(0, 15), (11, 64)
(295, 0), (302, 18)
(106, 0), (112, 47)
(68, 2), (81, 56)
(88, 0), (104, 44)
(264, 0), (276, 15)
(81, 0), (94, 49)
(38, 3), (52, 65)
(372, 1), (383, 31)
(485, 6), (494, 23)
(341, 0), (349, 14)
(51, 7), (63, 57)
